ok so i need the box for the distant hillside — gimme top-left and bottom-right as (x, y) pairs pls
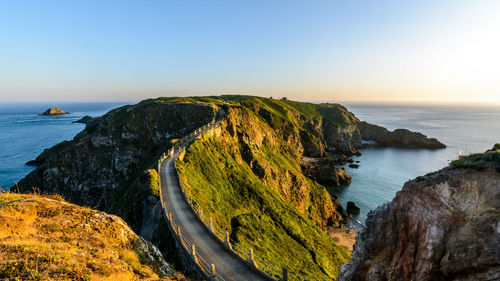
(0, 192), (177, 280)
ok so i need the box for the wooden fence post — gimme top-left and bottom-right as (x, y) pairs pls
(248, 248), (258, 268)
(281, 267), (288, 281)
(210, 264), (217, 281)
(191, 244), (198, 264)
(225, 232), (232, 250)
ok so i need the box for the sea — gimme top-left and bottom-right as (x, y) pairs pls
(329, 103), (500, 230)
(0, 102), (129, 189)
(0, 102), (499, 230)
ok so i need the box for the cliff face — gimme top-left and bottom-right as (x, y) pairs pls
(21, 99), (216, 210)
(338, 147), (500, 281)
(0, 192), (173, 280)
(18, 98), (218, 262)
(176, 102), (352, 281)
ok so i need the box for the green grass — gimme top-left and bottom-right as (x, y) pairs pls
(176, 103), (351, 280)
(147, 169), (160, 198)
(450, 151), (500, 169)
(221, 95), (356, 126)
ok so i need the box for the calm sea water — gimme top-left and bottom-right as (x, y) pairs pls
(329, 103), (500, 230)
(0, 102), (129, 189)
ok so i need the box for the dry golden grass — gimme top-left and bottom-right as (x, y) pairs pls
(0, 192), (181, 281)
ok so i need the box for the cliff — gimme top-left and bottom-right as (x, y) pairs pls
(18, 97), (219, 265)
(0, 192), (175, 280)
(338, 145), (500, 281)
(176, 99), (353, 280)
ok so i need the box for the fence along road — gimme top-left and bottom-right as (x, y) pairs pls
(161, 153), (273, 281)
(159, 112), (272, 281)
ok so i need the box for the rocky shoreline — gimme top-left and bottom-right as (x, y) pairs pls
(338, 144), (500, 281)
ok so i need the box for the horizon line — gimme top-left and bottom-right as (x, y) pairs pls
(1, 94), (500, 107)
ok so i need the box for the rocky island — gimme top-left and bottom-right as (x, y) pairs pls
(39, 107), (69, 116)
(338, 144), (500, 281)
(16, 96), (446, 280)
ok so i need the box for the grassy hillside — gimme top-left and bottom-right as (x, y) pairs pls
(17, 95), (360, 280)
(0, 192), (183, 281)
(176, 96), (354, 280)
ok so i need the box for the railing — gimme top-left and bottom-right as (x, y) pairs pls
(158, 108), (303, 281)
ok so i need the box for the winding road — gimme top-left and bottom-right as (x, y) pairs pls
(160, 147), (271, 281)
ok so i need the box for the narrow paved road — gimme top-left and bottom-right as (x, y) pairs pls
(160, 152), (271, 281)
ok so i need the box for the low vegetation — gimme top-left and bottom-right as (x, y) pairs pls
(177, 96), (353, 281)
(451, 144), (500, 170)
(0, 192), (182, 281)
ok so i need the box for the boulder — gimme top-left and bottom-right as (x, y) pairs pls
(345, 201), (360, 216)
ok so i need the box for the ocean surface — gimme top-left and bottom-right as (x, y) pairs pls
(328, 103), (500, 230)
(0, 102), (129, 189)
(1, 102), (499, 231)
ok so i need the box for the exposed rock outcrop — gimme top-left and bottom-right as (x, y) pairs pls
(338, 146), (500, 281)
(345, 201), (360, 217)
(39, 107), (69, 116)
(72, 115), (93, 123)
(18, 98), (218, 264)
(301, 158), (353, 186)
(357, 121), (446, 149)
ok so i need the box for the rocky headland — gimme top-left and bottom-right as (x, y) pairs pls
(357, 121), (445, 149)
(72, 115), (93, 123)
(39, 107), (69, 116)
(338, 145), (500, 281)
(16, 96), (445, 280)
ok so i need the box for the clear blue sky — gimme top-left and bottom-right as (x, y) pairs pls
(1, 0), (499, 103)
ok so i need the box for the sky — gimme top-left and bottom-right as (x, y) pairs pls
(0, 0), (499, 103)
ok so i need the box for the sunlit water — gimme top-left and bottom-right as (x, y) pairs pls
(328, 103), (500, 230)
(0, 102), (128, 189)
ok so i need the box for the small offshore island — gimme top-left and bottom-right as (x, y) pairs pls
(7, 96), (459, 281)
(39, 107), (69, 116)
